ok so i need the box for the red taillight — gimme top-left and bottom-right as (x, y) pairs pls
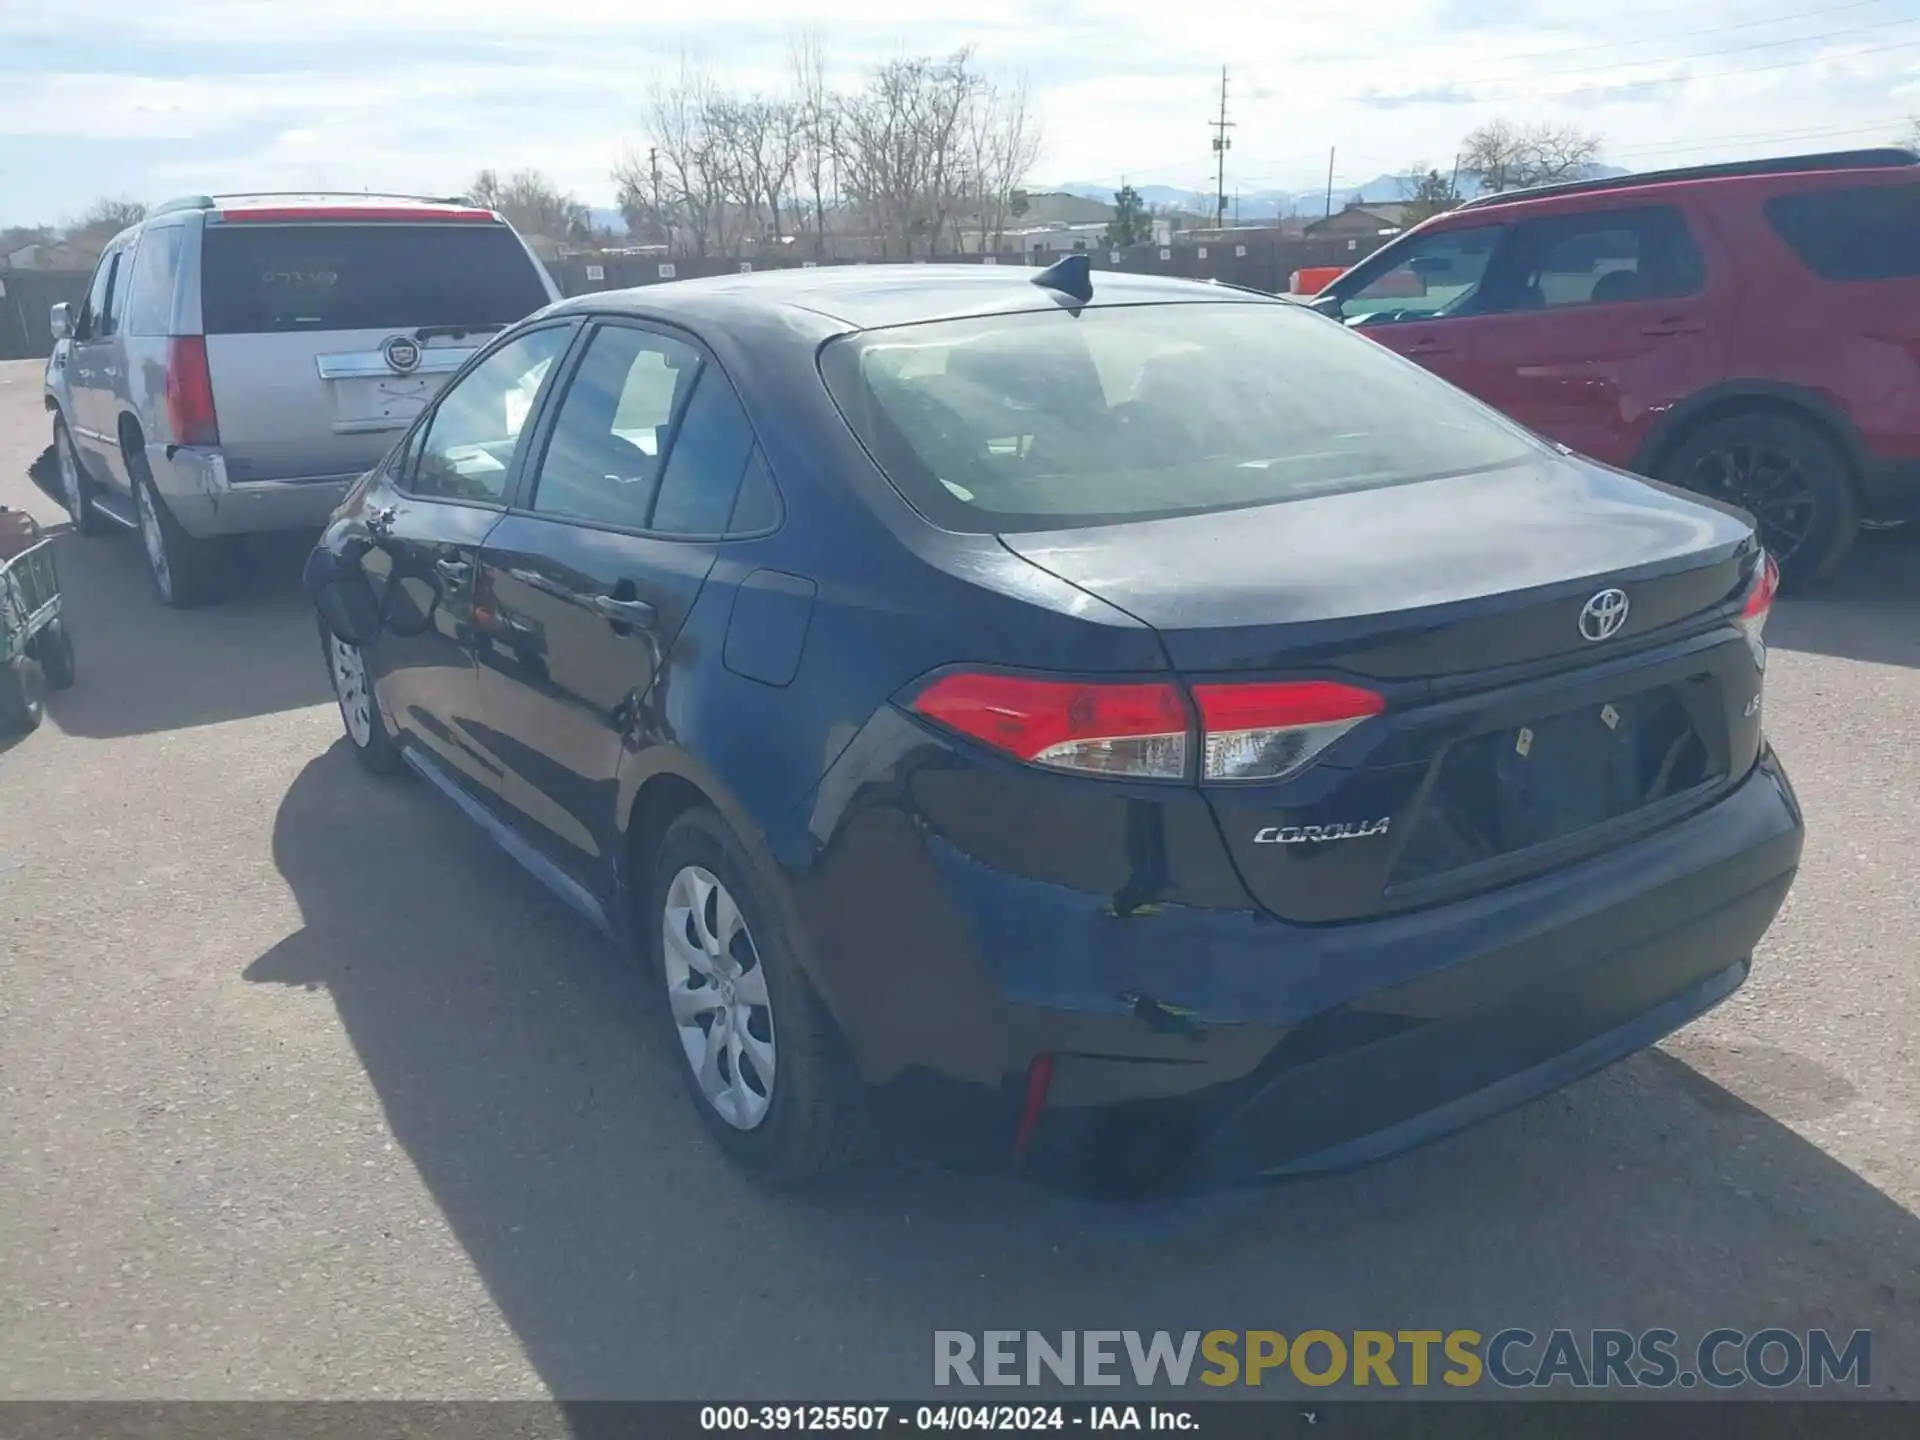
(908, 672), (1385, 783)
(1737, 550), (1779, 667)
(909, 673), (1190, 779)
(1193, 680), (1385, 782)
(215, 206), (496, 223)
(164, 336), (219, 447)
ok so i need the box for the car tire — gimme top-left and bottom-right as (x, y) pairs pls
(32, 619), (76, 691)
(52, 417), (105, 538)
(130, 458), (227, 608)
(0, 656), (42, 734)
(1660, 412), (1858, 591)
(649, 806), (870, 1183)
(318, 616), (402, 776)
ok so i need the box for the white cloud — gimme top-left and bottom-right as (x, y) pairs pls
(3, 0), (1918, 216)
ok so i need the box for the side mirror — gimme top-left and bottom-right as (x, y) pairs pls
(48, 303), (72, 342)
(303, 543), (383, 646)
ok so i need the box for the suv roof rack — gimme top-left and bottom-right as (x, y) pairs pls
(1454, 148), (1919, 212)
(150, 191), (478, 217)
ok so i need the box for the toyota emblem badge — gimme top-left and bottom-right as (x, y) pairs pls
(1578, 588), (1631, 642)
(382, 336), (422, 375)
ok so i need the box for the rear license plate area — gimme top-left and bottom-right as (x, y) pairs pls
(1389, 684), (1721, 885)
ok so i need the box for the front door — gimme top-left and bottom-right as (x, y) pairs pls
(67, 247), (125, 476)
(1452, 204), (1729, 467)
(1331, 219), (1510, 392)
(358, 322), (576, 800)
(474, 319), (760, 891)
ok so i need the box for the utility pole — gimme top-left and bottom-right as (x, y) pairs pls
(1324, 146), (1337, 219)
(1209, 66), (1235, 229)
(648, 146), (662, 245)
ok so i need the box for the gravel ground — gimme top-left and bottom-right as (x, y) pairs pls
(1, 357), (1916, 1400)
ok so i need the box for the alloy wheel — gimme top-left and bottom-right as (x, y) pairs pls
(1683, 442), (1815, 568)
(661, 865), (777, 1131)
(135, 484), (173, 601)
(329, 635), (374, 747)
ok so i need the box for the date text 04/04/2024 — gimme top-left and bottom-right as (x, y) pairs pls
(698, 1405), (1195, 1431)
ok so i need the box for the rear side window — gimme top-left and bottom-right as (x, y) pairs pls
(1495, 206), (1706, 309)
(1766, 183), (1920, 281)
(199, 223), (550, 334)
(124, 226), (185, 336)
(650, 368), (757, 536)
(822, 302), (1537, 532)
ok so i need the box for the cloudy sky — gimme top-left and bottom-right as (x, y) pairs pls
(3, 0), (1919, 226)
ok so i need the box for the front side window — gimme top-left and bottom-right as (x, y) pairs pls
(822, 300), (1538, 532)
(77, 251), (119, 340)
(1766, 182), (1920, 281)
(97, 248), (129, 338)
(1337, 224), (1506, 325)
(408, 326), (572, 504)
(1491, 207), (1706, 310)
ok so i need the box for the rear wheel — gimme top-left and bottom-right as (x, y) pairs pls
(132, 462), (227, 608)
(649, 806), (869, 1182)
(0, 657), (42, 733)
(1660, 412), (1858, 590)
(53, 418), (104, 537)
(32, 619), (76, 691)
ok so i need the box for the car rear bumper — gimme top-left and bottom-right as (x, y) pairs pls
(803, 748), (1802, 1192)
(148, 443), (356, 538)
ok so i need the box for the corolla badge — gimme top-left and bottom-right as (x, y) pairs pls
(1253, 817), (1391, 845)
(1579, 587), (1631, 642)
(382, 335), (423, 374)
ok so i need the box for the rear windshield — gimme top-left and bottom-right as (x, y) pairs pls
(820, 301), (1538, 532)
(200, 222), (551, 334)
(1765, 182), (1920, 282)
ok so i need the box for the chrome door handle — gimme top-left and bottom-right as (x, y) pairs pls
(434, 558), (472, 584)
(592, 594), (656, 630)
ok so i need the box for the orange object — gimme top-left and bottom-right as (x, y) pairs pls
(1291, 265), (1346, 295)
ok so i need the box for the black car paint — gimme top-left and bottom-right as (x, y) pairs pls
(313, 268), (1803, 1189)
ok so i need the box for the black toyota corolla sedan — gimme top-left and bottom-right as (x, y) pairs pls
(305, 260), (1803, 1193)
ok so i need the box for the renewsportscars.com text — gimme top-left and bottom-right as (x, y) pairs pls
(933, 1328), (1871, 1390)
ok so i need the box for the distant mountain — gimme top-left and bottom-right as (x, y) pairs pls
(588, 207), (629, 234)
(1052, 163), (1631, 221)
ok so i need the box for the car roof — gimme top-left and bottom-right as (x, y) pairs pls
(544, 263), (1283, 333)
(1449, 147), (1918, 217)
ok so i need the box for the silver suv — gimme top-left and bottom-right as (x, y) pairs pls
(43, 194), (560, 605)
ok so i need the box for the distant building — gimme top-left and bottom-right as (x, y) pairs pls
(1004, 223), (1110, 256)
(1302, 201), (1416, 240)
(3, 242), (86, 271)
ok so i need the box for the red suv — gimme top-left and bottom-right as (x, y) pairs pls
(1311, 148), (1920, 587)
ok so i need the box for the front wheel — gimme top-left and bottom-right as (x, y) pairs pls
(53, 418), (104, 537)
(649, 807), (870, 1182)
(319, 617), (401, 776)
(1660, 413), (1858, 590)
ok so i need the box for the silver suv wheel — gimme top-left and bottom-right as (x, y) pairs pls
(135, 482), (173, 602)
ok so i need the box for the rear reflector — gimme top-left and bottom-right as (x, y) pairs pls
(163, 335), (220, 447)
(909, 673), (1189, 779)
(215, 206), (497, 223)
(1193, 680), (1385, 782)
(908, 672), (1385, 783)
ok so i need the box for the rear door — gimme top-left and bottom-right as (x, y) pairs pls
(358, 322), (577, 801)
(472, 319), (762, 887)
(1328, 219), (1510, 390)
(197, 216), (554, 484)
(1452, 203), (1728, 466)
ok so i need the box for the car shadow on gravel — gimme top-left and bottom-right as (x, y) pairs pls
(1768, 526), (1920, 669)
(249, 743), (1920, 1400)
(35, 527), (330, 739)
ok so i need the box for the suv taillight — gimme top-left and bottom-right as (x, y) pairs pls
(164, 336), (220, 447)
(907, 673), (1384, 783)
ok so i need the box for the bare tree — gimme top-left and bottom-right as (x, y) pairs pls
(65, 198), (147, 252)
(791, 32), (838, 255)
(960, 73), (1042, 253)
(1459, 118), (1602, 193)
(615, 61), (735, 257)
(468, 169), (589, 243)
